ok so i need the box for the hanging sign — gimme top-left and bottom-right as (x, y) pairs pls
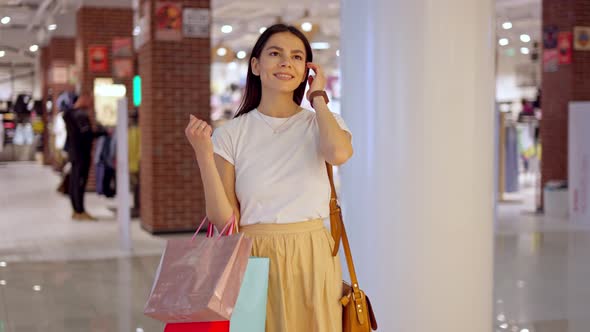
(543, 49), (559, 72)
(558, 32), (573, 64)
(574, 26), (590, 51)
(155, 1), (183, 41)
(88, 45), (109, 73)
(183, 8), (209, 38)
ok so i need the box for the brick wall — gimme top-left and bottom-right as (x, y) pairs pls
(76, 7), (134, 114)
(76, 6), (134, 191)
(541, 0), (590, 197)
(139, 0), (211, 233)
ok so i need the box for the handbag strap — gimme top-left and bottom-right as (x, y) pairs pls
(326, 163), (362, 295)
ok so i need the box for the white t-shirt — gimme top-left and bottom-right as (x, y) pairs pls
(212, 108), (351, 226)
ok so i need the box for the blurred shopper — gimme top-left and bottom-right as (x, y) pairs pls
(128, 109), (141, 218)
(63, 94), (98, 221)
(184, 24), (353, 331)
(55, 91), (77, 195)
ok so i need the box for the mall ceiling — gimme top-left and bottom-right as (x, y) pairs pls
(0, 0), (540, 67)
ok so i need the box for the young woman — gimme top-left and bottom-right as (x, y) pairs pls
(185, 24), (353, 331)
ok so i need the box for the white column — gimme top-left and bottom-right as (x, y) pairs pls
(340, 0), (495, 331)
(117, 98), (132, 251)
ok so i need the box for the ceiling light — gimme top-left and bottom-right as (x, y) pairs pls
(221, 25), (233, 34)
(0, 262), (6, 267)
(48, 24), (57, 31)
(499, 38), (509, 46)
(311, 42), (330, 50)
(301, 22), (313, 32)
(216, 47), (227, 56)
(133, 26), (141, 36)
(136, 328), (144, 332)
(29, 45), (39, 52)
(0, 280), (5, 286)
(336, 49), (340, 57)
(33, 285), (42, 291)
(0, 51), (5, 58)
(520, 34), (531, 43)
(259, 27), (266, 34)
(1, 16), (11, 25)
(520, 47), (529, 55)
(236, 51), (246, 59)
(502, 22), (512, 30)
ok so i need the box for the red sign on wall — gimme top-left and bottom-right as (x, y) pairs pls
(88, 45), (109, 72)
(558, 32), (573, 64)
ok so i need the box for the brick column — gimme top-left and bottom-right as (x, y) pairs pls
(138, 0), (211, 233)
(76, 6), (134, 190)
(541, 0), (590, 200)
(40, 37), (76, 167)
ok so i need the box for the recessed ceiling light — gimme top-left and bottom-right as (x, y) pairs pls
(520, 34), (531, 43)
(0, 261), (6, 267)
(0, 280), (6, 286)
(29, 45), (39, 52)
(0, 51), (5, 58)
(311, 42), (330, 50)
(520, 47), (530, 55)
(33, 285), (42, 291)
(499, 38), (509, 46)
(1, 16), (11, 25)
(48, 24), (57, 31)
(216, 47), (227, 56)
(301, 22), (312, 32)
(221, 25), (233, 34)
(336, 49), (340, 57)
(236, 51), (246, 59)
(502, 22), (512, 30)
(133, 26), (141, 36)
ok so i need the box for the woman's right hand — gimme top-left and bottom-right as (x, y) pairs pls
(185, 115), (213, 162)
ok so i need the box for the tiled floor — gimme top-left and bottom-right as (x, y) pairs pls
(1, 162), (590, 331)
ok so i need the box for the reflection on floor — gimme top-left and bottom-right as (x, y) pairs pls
(1, 162), (589, 331)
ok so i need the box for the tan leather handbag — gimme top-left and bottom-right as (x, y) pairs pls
(327, 164), (378, 331)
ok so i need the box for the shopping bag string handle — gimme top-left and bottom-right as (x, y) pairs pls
(191, 214), (236, 241)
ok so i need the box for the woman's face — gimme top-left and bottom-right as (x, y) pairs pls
(251, 32), (308, 94)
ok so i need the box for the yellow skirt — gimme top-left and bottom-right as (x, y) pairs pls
(240, 219), (343, 332)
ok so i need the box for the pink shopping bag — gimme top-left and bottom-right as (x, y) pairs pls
(144, 216), (252, 323)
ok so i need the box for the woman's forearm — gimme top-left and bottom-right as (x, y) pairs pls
(313, 98), (353, 165)
(197, 155), (235, 230)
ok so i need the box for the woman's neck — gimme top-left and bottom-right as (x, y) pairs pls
(257, 90), (300, 118)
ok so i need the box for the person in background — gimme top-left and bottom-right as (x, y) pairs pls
(62, 94), (98, 221)
(128, 109), (141, 218)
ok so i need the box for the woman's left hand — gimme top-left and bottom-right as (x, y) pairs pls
(306, 62), (326, 101)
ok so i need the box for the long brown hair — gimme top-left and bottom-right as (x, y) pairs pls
(234, 24), (313, 118)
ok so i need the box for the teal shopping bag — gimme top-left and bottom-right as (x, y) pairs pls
(230, 257), (270, 332)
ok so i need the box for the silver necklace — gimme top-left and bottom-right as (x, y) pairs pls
(257, 109), (301, 134)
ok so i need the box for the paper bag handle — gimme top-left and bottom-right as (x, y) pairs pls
(191, 214), (236, 241)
